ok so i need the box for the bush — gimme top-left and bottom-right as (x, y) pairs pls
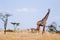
(6, 29), (14, 32)
(56, 31), (60, 33)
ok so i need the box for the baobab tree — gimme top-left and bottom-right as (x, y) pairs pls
(11, 22), (20, 32)
(0, 13), (11, 34)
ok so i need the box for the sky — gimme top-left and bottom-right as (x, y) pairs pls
(0, 0), (60, 30)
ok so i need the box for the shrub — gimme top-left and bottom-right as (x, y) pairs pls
(6, 29), (14, 32)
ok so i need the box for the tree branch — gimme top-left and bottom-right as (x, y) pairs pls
(1, 18), (5, 22)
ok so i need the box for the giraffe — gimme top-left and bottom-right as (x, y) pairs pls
(36, 9), (50, 34)
(31, 9), (50, 33)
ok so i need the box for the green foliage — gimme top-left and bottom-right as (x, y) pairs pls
(47, 22), (57, 32)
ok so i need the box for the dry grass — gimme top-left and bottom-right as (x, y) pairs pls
(0, 30), (60, 40)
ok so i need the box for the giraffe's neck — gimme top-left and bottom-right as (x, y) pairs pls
(41, 9), (50, 22)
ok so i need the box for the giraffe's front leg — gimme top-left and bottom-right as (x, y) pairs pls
(42, 25), (45, 34)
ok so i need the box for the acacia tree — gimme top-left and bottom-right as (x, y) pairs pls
(11, 22), (20, 32)
(0, 13), (11, 34)
(47, 22), (57, 32)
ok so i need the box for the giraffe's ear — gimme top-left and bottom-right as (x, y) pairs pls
(48, 9), (50, 12)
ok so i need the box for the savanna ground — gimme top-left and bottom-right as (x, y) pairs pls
(0, 30), (60, 40)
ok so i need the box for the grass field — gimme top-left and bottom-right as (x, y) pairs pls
(0, 30), (60, 40)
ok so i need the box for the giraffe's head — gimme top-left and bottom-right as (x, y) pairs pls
(48, 9), (50, 12)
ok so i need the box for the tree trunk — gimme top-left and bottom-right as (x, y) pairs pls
(4, 18), (8, 34)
